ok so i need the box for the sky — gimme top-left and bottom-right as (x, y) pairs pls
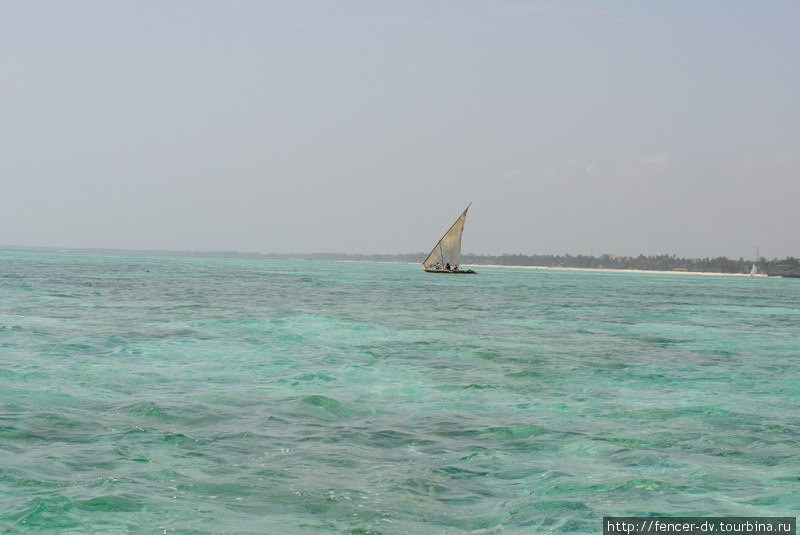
(2, 1), (798, 259)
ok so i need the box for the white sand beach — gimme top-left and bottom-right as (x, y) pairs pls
(467, 265), (770, 278)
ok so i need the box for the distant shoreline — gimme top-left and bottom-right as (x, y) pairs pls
(334, 259), (774, 278)
(1, 245), (794, 277)
(468, 264), (772, 278)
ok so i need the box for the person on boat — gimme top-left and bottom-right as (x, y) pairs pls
(445, 263), (451, 271)
(453, 264), (459, 271)
(435, 262), (441, 270)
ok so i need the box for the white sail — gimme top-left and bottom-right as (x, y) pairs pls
(422, 204), (470, 270)
(750, 264), (757, 276)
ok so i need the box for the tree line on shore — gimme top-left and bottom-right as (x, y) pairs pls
(459, 253), (800, 276)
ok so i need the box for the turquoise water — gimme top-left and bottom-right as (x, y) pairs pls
(1, 250), (798, 534)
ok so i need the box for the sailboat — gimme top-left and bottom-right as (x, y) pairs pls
(422, 204), (477, 274)
(751, 247), (759, 276)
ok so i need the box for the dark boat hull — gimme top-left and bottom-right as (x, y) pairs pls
(423, 269), (477, 274)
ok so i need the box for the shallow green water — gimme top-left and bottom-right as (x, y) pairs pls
(1, 251), (798, 534)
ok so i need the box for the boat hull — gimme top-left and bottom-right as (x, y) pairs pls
(423, 269), (477, 274)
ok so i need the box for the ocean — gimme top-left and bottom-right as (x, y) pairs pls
(1, 250), (798, 534)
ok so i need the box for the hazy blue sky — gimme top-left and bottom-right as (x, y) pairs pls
(2, 1), (798, 258)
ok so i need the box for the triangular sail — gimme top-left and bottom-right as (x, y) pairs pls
(422, 205), (470, 270)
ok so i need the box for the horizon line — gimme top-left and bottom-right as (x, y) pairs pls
(0, 244), (792, 262)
